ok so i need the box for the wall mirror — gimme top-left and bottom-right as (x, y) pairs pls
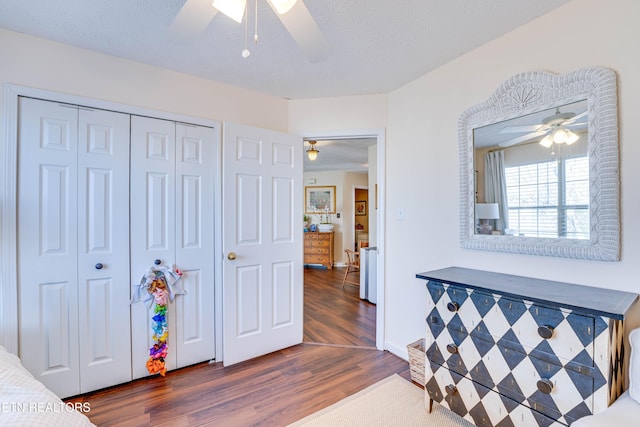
(459, 68), (620, 260)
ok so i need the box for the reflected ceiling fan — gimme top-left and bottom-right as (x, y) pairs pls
(168, 0), (331, 62)
(498, 108), (588, 148)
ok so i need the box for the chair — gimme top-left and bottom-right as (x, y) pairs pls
(342, 249), (360, 287)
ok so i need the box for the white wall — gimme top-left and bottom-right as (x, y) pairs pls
(385, 0), (640, 356)
(5, 0), (638, 363)
(0, 28), (290, 349)
(290, 0), (640, 359)
(288, 94), (388, 135)
(0, 28), (288, 131)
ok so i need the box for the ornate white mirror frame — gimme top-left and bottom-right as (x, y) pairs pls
(459, 67), (620, 260)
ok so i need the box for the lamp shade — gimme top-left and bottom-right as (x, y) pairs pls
(476, 203), (500, 220)
(212, 0), (246, 23)
(306, 140), (319, 161)
(540, 128), (580, 147)
(539, 134), (553, 148)
(266, 0), (297, 14)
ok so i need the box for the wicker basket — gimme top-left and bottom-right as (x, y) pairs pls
(407, 338), (426, 385)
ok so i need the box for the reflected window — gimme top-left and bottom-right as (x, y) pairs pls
(505, 156), (589, 238)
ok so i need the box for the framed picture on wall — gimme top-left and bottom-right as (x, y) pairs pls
(355, 200), (367, 216)
(305, 186), (336, 213)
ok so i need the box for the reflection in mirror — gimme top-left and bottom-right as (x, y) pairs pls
(459, 68), (620, 261)
(473, 100), (588, 239)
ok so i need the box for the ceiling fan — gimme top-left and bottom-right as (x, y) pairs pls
(168, 0), (331, 62)
(497, 108), (588, 148)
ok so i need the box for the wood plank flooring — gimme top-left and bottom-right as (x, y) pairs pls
(66, 267), (413, 426)
(303, 266), (376, 347)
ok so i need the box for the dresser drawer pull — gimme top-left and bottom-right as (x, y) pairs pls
(536, 379), (554, 394)
(446, 344), (458, 354)
(537, 325), (555, 339)
(445, 384), (457, 396)
(446, 302), (460, 312)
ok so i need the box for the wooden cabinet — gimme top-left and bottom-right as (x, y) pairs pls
(417, 267), (638, 427)
(304, 231), (334, 269)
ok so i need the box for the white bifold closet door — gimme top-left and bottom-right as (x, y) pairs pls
(130, 116), (215, 379)
(18, 97), (132, 398)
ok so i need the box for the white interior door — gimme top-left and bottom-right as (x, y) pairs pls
(174, 123), (216, 367)
(222, 122), (303, 366)
(77, 107), (132, 393)
(18, 98), (132, 397)
(18, 98), (80, 398)
(130, 116), (178, 378)
(130, 116), (216, 378)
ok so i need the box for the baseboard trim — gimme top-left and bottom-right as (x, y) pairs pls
(385, 341), (409, 361)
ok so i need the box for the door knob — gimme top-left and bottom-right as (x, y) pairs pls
(154, 259), (162, 265)
(447, 302), (460, 312)
(95, 263), (104, 270)
(227, 252), (237, 261)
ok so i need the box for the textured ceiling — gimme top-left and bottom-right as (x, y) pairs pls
(303, 138), (376, 173)
(0, 0), (570, 99)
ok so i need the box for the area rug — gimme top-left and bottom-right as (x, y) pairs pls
(288, 374), (473, 426)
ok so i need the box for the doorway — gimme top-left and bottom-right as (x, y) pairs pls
(300, 129), (385, 350)
(354, 186), (369, 251)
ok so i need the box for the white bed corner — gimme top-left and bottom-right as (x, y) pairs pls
(0, 345), (94, 426)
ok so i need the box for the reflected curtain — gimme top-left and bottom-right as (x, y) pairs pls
(484, 150), (509, 232)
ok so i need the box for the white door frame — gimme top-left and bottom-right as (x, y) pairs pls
(300, 129), (386, 351)
(1, 84), (224, 358)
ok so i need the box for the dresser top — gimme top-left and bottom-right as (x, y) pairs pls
(416, 267), (638, 320)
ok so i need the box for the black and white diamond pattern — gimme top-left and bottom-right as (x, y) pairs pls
(425, 280), (618, 427)
(427, 360), (564, 427)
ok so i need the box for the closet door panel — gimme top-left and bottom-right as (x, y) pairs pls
(146, 173), (172, 250)
(175, 123), (215, 367)
(18, 97), (81, 398)
(130, 116), (177, 378)
(77, 108), (132, 392)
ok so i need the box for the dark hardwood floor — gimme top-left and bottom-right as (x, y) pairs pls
(303, 266), (376, 348)
(66, 267), (412, 426)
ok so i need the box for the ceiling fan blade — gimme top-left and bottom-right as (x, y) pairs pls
(498, 131), (545, 147)
(498, 124), (546, 134)
(168, 0), (220, 44)
(566, 122), (587, 129)
(268, 0), (331, 63)
(563, 110), (588, 125)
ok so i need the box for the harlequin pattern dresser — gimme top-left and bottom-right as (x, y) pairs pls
(304, 231), (334, 269)
(416, 267), (638, 427)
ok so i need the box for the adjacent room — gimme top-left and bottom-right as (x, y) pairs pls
(1, 0), (639, 426)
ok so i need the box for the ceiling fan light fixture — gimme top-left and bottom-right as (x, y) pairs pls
(539, 134), (554, 148)
(552, 128), (569, 144)
(266, 0), (297, 14)
(565, 130), (580, 145)
(306, 140), (319, 161)
(212, 0), (246, 23)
